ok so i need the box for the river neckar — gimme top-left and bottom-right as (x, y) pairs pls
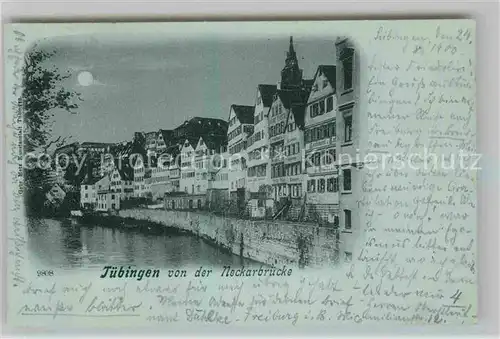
(26, 217), (258, 271)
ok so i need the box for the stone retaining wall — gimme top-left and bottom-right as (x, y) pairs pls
(118, 208), (339, 268)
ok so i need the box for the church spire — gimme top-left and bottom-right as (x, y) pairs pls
(280, 36), (303, 90)
(285, 36), (297, 67)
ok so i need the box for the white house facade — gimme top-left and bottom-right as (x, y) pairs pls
(246, 84), (276, 212)
(304, 65), (339, 209)
(227, 104), (254, 195)
(335, 38), (363, 264)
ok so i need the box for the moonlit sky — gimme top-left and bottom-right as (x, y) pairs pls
(39, 34), (337, 143)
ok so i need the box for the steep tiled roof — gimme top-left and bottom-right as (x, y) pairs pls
(290, 104), (308, 129)
(110, 141), (134, 159)
(175, 117), (228, 142)
(181, 137), (199, 150)
(164, 144), (180, 157)
(159, 129), (174, 144)
(278, 88), (311, 129)
(258, 84), (277, 107)
(118, 166), (133, 181)
(203, 136), (227, 152)
(277, 89), (309, 110)
(81, 175), (102, 185)
(231, 104), (255, 124)
(145, 131), (158, 144)
(303, 79), (314, 91)
(316, 65), (336, 90)
(80, 142), (113, 148)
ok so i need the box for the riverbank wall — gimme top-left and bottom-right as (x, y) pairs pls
(117, 208), (339, 268)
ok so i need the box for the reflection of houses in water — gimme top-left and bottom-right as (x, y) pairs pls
(60, 220), (83, 265)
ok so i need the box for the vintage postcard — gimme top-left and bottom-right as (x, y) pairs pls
(4, 20), (477, 332)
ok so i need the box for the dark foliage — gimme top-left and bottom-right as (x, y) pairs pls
(22, 43), (81, 215)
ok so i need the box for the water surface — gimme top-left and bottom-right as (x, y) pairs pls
(26, 217), (253, 273)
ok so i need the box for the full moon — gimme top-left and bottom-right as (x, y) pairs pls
(77, 71), (94, 86)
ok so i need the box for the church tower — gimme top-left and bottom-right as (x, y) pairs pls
(279, 36), (303, 90)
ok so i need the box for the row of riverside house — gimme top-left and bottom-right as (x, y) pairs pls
(48, 36), (359, 263)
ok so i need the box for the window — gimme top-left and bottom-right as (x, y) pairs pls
(344, 210), (352, 230)
(318, 179), (325, 193)
(197, 199), (202, 209)
(318, 126), (324, 140)
(343, 169), (352, 191)
(327, 177), (335, 192)
(308, 179), (316, 193)
(111, 194), (115, 199)
(319, 100), (325, 115)
(344, 114), (353, 142)
(326, 148), (336, 164)
(85, 193), (88, 198)
(329, 121), (336, 138)
(345, 251), (352, 262)
(310, 103), (319, 118)
(314, 152), (321, 166)
(326, 96), (334, 112)
(342, 52), (353, 91)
